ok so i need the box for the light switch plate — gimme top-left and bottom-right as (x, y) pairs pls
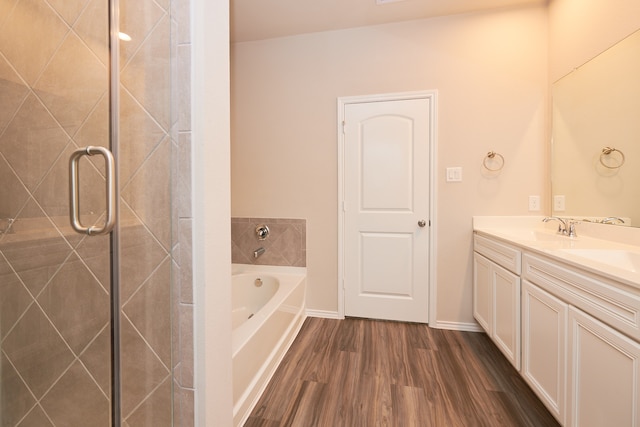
(446, 167), (462, 182)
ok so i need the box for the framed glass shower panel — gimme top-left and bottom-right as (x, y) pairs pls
(0, 0), (113, 425)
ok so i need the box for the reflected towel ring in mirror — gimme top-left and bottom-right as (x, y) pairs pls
(599, 147), (625, 169)
(483, 151), (505, 172)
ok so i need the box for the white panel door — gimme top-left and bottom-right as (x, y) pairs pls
(343, 98), (430, 323)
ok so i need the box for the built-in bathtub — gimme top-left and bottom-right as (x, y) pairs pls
(231, 264), (306, 426)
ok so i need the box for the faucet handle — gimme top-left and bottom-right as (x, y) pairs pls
(255, 224), (270, 240)
(566, 219), (580, 237)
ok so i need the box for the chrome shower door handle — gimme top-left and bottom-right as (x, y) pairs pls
(69, 146), (116, 236)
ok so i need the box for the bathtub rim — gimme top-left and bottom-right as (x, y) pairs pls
(231, 263), (306, 276)
(231, 263), (307, 426)
(231, 264), (306, 357)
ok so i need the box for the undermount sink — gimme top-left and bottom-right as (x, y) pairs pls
(559, 249), (640, 273)
(488, 229), (566, 243)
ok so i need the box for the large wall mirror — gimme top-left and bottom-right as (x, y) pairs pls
(552, 28), (640, 226)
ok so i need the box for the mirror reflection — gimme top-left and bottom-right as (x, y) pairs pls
(551, 29), (640, 226)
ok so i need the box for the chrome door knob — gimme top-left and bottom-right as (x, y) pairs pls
(418, 220), (427, 228)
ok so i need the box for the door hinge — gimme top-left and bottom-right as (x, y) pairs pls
(342, 120), (346, 134)
(342, 201), (347, 211)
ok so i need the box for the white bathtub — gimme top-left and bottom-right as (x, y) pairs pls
(231, 264), (306, 426)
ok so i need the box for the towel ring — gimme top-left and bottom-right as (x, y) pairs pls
(599, 147), (625, 169)
(483, 151), (504, 172)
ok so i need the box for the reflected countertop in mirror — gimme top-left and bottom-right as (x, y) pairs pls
(552, 28), (640, 227)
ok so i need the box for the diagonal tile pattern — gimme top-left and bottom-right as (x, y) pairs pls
(0, 352), (36, 426)
(120, 14), (171, 131)
(37, 252), (110, 354)
(73, 0), (108, 65)
(45, 0), (91, 26)
(2, 304), (76, 398)
(231, 217), (307, 267)
(0, 254), (32, 339)
(40, 360), (110, 426)
(0, 93), (70, 192)
(33, 32), (108, 137)
(0, 54), (29, 135)
(0, 0), (176, 425)
(0, 0), (69, 85)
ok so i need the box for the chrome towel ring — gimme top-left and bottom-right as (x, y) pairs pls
(599, 147), (625, 169)
(483, 151), (505, 172)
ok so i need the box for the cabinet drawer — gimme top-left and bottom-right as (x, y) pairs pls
(474, 233), (521, 275)
(523, 253), (640, 342)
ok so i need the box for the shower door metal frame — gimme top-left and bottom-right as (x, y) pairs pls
(108, 1), (122, 425)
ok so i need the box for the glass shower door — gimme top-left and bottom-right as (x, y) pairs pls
(0, 0), (114, 425)
(0, 0), (174, 425)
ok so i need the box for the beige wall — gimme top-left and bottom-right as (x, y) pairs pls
(231, 6), (548, 325)
(549, 0), (640, 82)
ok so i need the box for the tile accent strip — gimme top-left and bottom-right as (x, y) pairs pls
(231, 218), (306, 267)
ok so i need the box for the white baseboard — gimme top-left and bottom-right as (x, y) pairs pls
(305, 310), (482, 333)
(306, 309), (343, 320)
(430, 320), (483, 332)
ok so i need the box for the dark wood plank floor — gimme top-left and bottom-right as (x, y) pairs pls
(245, 317), (560, 427)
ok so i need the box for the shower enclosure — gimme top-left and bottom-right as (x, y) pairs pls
(1, 0), (175, 425)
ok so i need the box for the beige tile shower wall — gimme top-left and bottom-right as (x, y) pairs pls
(170, 0), (195, 425)
(232, 218), (306, 267)
(0, 1), (114, 425)
(0, 0), (193, 424)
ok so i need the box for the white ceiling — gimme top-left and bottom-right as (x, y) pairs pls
(231, 0), (548, 43)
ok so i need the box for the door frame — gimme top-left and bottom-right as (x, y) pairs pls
(337, 90), (438, 322)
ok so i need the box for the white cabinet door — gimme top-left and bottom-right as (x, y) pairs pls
(491, 261), (521, 370)
(522, 280), (567, 425)
(473, 252), (521, 370)
(473, 252), (492, 333)
(568, 306), (640, 427)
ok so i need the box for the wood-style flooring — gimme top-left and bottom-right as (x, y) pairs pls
(245, 317), (560, 427)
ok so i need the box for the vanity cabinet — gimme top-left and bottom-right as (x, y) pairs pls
(473, 234), (521, 370)
(522, 251), (640, 427)
(475, 231), (640, 427)
(521, 280), (567, 424)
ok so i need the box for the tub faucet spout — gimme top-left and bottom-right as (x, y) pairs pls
(254, 247), (265, 258)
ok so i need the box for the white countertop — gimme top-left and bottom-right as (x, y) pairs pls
(473, 216), (640, 288)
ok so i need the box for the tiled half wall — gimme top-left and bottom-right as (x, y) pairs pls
(231, 218), (306, 267)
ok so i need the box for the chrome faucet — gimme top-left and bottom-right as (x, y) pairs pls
(543, 216), (578, 237)
(543, 216), (567, 233)
(253, 247), (265, 258)
(601, 217), (625, 225)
